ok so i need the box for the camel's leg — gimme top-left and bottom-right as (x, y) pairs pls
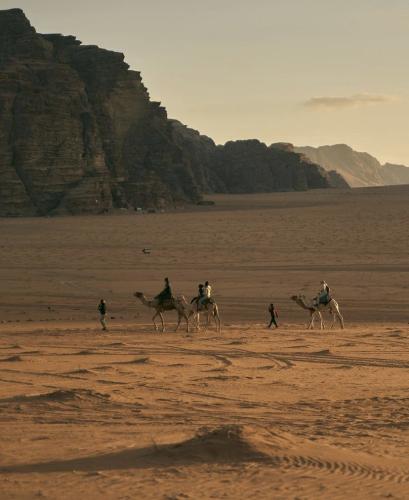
(202, 312), (208, 333)
(175, 312), (182, 332)
(193, 312), (198, 330)
(308, 312), (314, 329)
(324, 305), (334, 329)
(175, 310), (189, 332)
(335, 307), (344, 329)
(328, 308), (335, 329)
(152, 311), (160, 331)
(214, 308), (221, 332)
(327, 308), (333, 329)
(329, 304), (344, 329)
(158, 312), (165, 332)
(196, 312), (201, 331)
(316, 311), (321, 329)
(206, 308), (211, 327)
(188, 311), (197, 331)
(212, 306), (220, 332)
(314, 310), (324, 330)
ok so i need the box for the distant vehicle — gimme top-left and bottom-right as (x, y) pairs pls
(142, 248), (151, 255)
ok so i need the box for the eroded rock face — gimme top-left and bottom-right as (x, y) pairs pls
(0, 9), (200, 216)
(0, 9), (341, 216)
(170, 128), (341, 194)
(211, 140), (332, 193)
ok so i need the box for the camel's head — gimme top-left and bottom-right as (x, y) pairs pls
(177, 295), (187, 304)
(134, 292), (143, 298)
(291, 294), (307, 303)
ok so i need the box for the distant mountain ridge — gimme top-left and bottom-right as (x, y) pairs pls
(295, 144), (409, 188)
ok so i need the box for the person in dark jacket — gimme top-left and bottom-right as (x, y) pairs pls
(268, 303), (279, 328)
(191, 283), (205, 308)
(155, 277), (173, 305)
(98, 299), (107, 331)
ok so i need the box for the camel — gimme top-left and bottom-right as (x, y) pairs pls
(291, 294), (344, 329)
(133, 292), (189, 333)
(178, 295), (221, 333)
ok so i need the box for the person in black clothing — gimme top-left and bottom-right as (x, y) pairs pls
(155, 277), (173, 305)
(268, 303), (279, 328)
(190, 283), (205, 305)
(98, 299), (107, 331)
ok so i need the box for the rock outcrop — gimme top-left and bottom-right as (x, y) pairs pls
(212, 140), (335, 193)
(170, 120), (224, 193)
(170, 127), (344, 194)
(0, 9), (200, 216)
(295, 144), (409, 188)
(0, 9), (343, 216)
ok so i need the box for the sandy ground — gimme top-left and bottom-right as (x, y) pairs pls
(0, 185), (409, 499)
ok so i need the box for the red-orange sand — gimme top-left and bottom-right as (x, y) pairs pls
(1, 186), (408, 499)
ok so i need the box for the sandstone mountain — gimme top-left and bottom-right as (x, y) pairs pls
(211, 140), (335, 193)
(295, 144), (409, 188)
(0, 9), (201, 216)
(170, 124), (347, 194)
(0, 9), (343, 217)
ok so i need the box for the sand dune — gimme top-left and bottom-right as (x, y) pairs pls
(4, 423), (409, 479)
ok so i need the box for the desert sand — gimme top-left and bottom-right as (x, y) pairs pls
(1, 185), (409, 499)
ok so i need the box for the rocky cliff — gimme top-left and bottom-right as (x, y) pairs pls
(211, 140), (335, 193)
(170, 125), (345, 194)
(0, 9), (342, 217)
(295, 144), (409, 188)
(0, 8), (201, 216)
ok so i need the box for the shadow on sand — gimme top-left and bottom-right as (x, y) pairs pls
(0, 425), (278, 474)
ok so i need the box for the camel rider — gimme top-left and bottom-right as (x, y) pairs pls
(199, 281), (212, 307)
(315, 280), (331, 306)
(155, 277), (173, 306)
(204, 281), (212, 299)
(190, 283), (205, 304)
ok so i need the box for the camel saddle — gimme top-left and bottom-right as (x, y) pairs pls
(161, 298), (176, 308)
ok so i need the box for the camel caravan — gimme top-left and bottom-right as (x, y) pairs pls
(134, 279), (221, 333)
(129, 278), (344, 333)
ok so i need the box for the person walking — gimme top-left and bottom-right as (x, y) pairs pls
(98, 299), (107, 331)
(268, 303), (279, 328)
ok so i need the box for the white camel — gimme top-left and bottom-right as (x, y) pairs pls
(291, 294), (344, 329)
(178, 295), (221, 333)
(133, 292), (189, 333)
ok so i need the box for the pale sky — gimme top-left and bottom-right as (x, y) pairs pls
(3, 0), (409, 164)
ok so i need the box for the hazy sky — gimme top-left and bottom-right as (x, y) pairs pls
(3, 0), (409, 164)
